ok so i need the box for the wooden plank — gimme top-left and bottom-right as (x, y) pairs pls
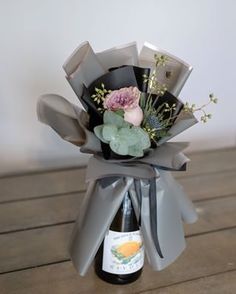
(0, 168), (86, 203)
(0, 167), (235, 233)
(184, 195), (236, 236)
(0, 192), (83, 233)
(175, 147), (236, 178)
(0, 167), (235, 205)
(0, 148), (235, 203)
(140, 270), (236, 294)
(0, 212), (236, 276)
(1, 228), (236, 294)
(0, 186), (235, 237)
(182, 169), (236, 201)
(0, 224), (72, 274)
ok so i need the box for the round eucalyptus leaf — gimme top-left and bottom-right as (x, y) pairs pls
(121, 120), (132, 128)
(132, 127), (151, 149)
(128, 145), (144, 157)
(103, 111), (124, 127)
(110, 137), (129, 155)
(118, 127), (139, 146)
(102, 124), (118, 141)
(94, 125), (109, 143)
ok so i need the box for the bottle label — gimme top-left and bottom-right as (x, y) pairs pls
(102, 230), (144, 274)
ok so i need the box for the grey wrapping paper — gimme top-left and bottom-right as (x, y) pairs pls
(37, 41), (199, 276)
(86, 142), (190, 182)
(37, 94), (102, 153)
(70, 178), (133, 276)
(64, 41), (193, 101)
(70, 164), (197, 276)
(96, 41), (139, 70)
(158, 111), (198, 145)
(37, 94), (198, 276)
(63, 41), (106, 102)
(139, 42), (193, 97)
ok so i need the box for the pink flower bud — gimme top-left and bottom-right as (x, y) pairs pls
(124, 106), (143, 126)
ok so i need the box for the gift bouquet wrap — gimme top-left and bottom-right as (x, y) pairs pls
(37, 41), (217, 283)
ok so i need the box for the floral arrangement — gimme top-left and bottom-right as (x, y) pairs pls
(89, 53), (217, 157)
(37, 41), (217, 277)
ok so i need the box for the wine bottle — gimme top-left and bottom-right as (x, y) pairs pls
(95, 192), (144, 284)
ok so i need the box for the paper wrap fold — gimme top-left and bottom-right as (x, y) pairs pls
(63, 41), (193, 102)
(69, 147), (197, 276)
(37, 41), (198, 276)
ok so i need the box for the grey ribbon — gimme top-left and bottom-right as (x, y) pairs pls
(70, 155), (198, 276)
(149, 177), (163, 258)
(134, 176), (164, 258)
(77, 150), (188, 263)
(79, 143), (190, 262)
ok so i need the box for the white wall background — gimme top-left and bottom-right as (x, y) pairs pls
(0, 0), (236, 175)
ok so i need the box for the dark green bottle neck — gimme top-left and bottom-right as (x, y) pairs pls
(110, 193), (138, 232)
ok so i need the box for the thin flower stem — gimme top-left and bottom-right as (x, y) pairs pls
(194, 100), (212, 112)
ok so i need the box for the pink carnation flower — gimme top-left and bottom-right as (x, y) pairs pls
(104, 86), (140, 110)
(103, 86), (143, 126)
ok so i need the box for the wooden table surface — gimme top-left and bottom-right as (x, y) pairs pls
(0, 148), (236, 294)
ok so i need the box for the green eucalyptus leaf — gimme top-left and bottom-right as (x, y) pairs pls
(110, 137), (129, 155)
(128, 145), (144, 157)
(118, 128), (139, 146)
(104, 111), (124, 127)
(94, 125), (109, 143)
(102, 124), (118, 141)
(132, 127), (151, 149)
(103, 110), (132, 128)
(121, 120), (132, 128)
